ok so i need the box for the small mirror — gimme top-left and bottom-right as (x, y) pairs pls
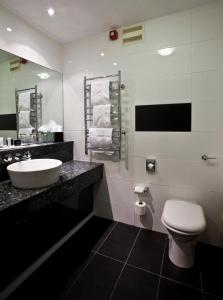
(0, 49), (63, 147)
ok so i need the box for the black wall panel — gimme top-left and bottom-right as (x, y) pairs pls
(0, 114), (17, 130)
(135, 103), (191, 132)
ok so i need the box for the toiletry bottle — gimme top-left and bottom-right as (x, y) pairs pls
(0, 137), (3, 147)
(6, 137), (12, 147)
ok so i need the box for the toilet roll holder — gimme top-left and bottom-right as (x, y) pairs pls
(134, 185), (149, 194)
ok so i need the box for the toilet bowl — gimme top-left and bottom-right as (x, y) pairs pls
(161, 200), (206, 268)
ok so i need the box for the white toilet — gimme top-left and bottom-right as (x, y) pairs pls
(161, 199), (206, 268)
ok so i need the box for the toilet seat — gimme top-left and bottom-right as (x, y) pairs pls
(161, 218), (199, 235)
(162, 199), (206, 234)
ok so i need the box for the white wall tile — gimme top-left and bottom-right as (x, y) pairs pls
(106, 177), (135, 225)
(107, 177), (134, 204)
(192, 2), (223, 42)
(145, 45), (191, 75)
(188, 188), (223, 246)
(187, 161), (223, 193)
(64, 130), (89, 161)
(134, 132), (160, 158)
(63, 75), (85, 131)
(92, 157), (134, 180)
(133, 157), (190, 187)
(134, 132), (191, 160)
(192, 38), (223, 72)
(192, 70), (223, 102)
(188, 132), (223, 160)
(133, 73), (191, 105)
(110, 199), (134, 225)
(146, 10), (191, 49)
(134, 132), (223, 161)
(117, 45), (191, 79)
(192, 100), (223, 132)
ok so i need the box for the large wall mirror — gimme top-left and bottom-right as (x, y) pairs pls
(0, 48), (63, 146)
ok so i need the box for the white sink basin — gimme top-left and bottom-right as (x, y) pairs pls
(7, 159), (62, 189)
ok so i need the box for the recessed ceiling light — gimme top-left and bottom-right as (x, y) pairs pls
(113, 62), (117, 66)
(6, 27), (12, 32)
(47, 8), (55, 16)
(37, 72), (50, 79)
(157, 47), (176, 56)
(100, 52), (105, 57)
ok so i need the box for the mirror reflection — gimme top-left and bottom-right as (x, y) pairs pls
(0, 49), (63, 147)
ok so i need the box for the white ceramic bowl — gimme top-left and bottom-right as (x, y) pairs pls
(7, 159), (62, 189)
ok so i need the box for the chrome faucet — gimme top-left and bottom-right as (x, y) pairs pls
(1, 151), (32, 164)
(3, 154), (13, 163)
(21, 151), (32, 161)
(3, 151), (32, 164)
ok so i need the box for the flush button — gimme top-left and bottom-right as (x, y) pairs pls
(146, 159), (156, 173)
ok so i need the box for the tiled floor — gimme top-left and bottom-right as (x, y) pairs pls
(8, 217), (223, 300)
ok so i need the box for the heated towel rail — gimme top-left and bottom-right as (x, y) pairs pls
(84, 70), (125, 160)
(15, 85), (42, 142)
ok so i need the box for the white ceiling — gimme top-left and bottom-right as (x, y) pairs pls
(0, 0), (219, 44)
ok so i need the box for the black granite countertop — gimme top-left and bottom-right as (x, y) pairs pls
(0, 160), (103, 213)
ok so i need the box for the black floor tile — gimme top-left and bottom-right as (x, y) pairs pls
(157, 278), (203, 300)
(64, 254), (123, 300)
(199, 243), (223, 298)
(7, 220), (223, 300)
(128, 229), (167, 274)
(161, 245), (201, 288)
(98, 223), (139, 261)
(111, 265), (159, 300)
(204, 293), (223, 300)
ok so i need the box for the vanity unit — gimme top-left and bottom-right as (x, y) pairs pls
(0, 142), (103, 299)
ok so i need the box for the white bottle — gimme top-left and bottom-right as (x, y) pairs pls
(7, 137), (12, 147)
(0, 137), (3, 147)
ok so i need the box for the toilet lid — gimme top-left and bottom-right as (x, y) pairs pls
(162, 200), (206, 233)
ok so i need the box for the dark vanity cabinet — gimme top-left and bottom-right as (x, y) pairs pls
(0, 158), (103, 294)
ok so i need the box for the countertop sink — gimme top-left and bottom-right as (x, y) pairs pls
(7, 159), (62, 189)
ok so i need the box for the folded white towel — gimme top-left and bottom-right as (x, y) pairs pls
(91, 80), (110, 106)
(19, 111), (31, 128)
(93, 104), (111, 128)
(92, 150), (114, 156)
(111, 81), (119, 90)
(89, 128), (113, 148)
(18, 91), (31, 111)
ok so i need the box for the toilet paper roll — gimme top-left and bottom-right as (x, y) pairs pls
(134, 185), (148, 194)
(135, 201), (147, 216)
